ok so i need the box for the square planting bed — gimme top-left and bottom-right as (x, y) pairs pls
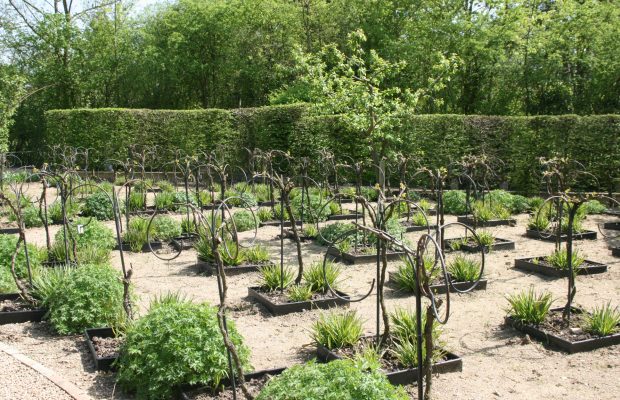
(197, 260), (270, 276)
(316, 338), (462, 385)
(114, 241), (163, 252)
(401, 222), (438, 233)
(327, 212), (363, 221)
(0, 227), (19, 235)
(327, 246), (406, 265)
(603, 222), (620, 231)
(171, 233), (199, 250)
(444, 237), (515, 253)
(247, 287), (350, 316)
(259, 220), (302, 228)
(505, 308), (620, 353)
(179, 367), (286, 400)
(84, 327), (121, 371)
(457, 215), (516, 227)
(612, 247), (620, 257)
(388, 272), (487, 294)
(525, 229), (597, 241)
(514, 257), (607, 277)
(0, 293), (47, 325)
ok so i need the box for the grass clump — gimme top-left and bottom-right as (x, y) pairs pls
(506, 288), (554, 324)
(311, 310), (363, 349)
(303, 260), (341, 293)
(287, 284), (313, 302)
(545, 249), (585, 270)
(585, 303), (620, 336)
(447, 255), (480, 282)
(390, 307), (444, 367)
(259, 265), (295, 291)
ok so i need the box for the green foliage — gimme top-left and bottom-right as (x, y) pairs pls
(224, 189), (258, 207)
(151, 216), (182, 241)
(290, 194), (331, 223)
(116, 295), (250, 400)
(82, 191), (114, 220)
(545, 249), (585, 270)
(287, 284), (313, 302)
(583, 200), (607, 214)
(317, 222), (355, 246)
(47, 200), (81, 224)
(153, 191), (175, 210)
(259, 265), (294, 291)
(303, 261), (341, 293)
(311, 310), (363, 349)
(411, 211), (428, 227)
(476, 230), (495, 247)
(389, 307), (444, 367)
(472, 200), (511, 221)
(20, 205), (44, 228)
(442, 190), (467, 215)
(447, 255), (481, 282)
(256, 359), (407, 400)
(124, 218), (152, 252)
(0, 234), (46, 293)
(127, 191), (146, 211)
(155, 180), (174, 193)
(393, 256), (438, 292)
(38, 264), (127, 334)
(506, 288), (554, 324)
(244, 244), (270, 264)
(54, 217), (116, 252)
(256, 207), (274, 222)
(230, 210), (258, 232)
(585, 303), (620, 336)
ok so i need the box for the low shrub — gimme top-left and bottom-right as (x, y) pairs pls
(442, 190), (467, 215)
(230, 210), (258, 232)
(37, 264), (127, 334)
(303, 261), (341, 293)
(256, 359), (407, 400)
(389, 307), (444, 367)
(0, 234), (46, 293)
(287, 284), (313, 302)
(259, 265), (294, 291)
(447, 255), (481, 282)
(116, 295), (250, 400)
(82, 191), (114, 220)
(582, 200), (606, 215)
(545, 249), (585, 270)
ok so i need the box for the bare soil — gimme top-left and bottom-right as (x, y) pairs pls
(0, 298), (33, 312)
(92, 336), (122, 359)
(0, 195), (619, 399)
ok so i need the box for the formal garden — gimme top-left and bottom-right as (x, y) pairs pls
(1, 1), (619, 400)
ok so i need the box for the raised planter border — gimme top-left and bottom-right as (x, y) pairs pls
(84, 327), (118, 371)
(327, 212), (363, 221)
(0, 293), (47, 325)
(612, 247), (620, 257)
(525, 229), (597, 242)
(316, 341), (462, 385)
(514, 257), (607, 277)
(179, 367), (287, 400)
(196, 260), (270, 276)
(114, 241), (162, 252)
(259, 220), (302, 228)
(457, 215), (516, 227)
(603, 222), (620, 231)
(327, 246), (406, 265)
(388, 272), (487, 294)
(0, 227), (20, 235)
(505, 308), (620, 353)
(248, 287), (350, 316)
(445, 237), (515, 253)
(402, 224), (438, 233)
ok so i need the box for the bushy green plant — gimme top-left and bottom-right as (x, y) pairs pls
(173, 191), (197, 210)
(256, 207), (274, 222)
(230, 210), (257, 232)
(54, 217), (116, 252)
(303, 224), (319, 238)
(447, 255), (480, 282)
(244, 244), (270, 264)
(39, 264), (127, 334)
(510, 194), (531, 214)
(151, 216), (182, 240)
(127, 190), (146, 211)
(389, 307), (444, 367)
(47, 199), (80, 224)
(360, 186), (379, 201)
(585, 303), (620, 336)
(303, 261), (341, 293)
(583, 200), (607, 215)
(393, 256), (438, 292)
(472, 200), (511, 221)
(256, 359), (407, 400)
(290, 194), (331, 223)
(155, 180), (174, 193)
(259, 265), (294, 291)
(82, 191), (114, 220)
(506, 288), (554, 324)
(218, 239), (246, 266)
(116, 295), (250, 400)
(442, 190), (467, 215)
(153, 191), (175, 210)
(0, 234), (46, 293)
(124, 218), (152, 252)
(527, 197), (545, 210)
(311, 310), (363, 349)
(288, 284), (313, 302)
(545, 249), (585, 270)
(224, 189), (257, 207)
(476, 230), (495, 247)
(20, 205), (44, 228)
(317, 222), (355, 246)
(410, 211), (428, 226)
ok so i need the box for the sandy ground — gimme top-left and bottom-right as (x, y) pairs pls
(0, 193), (619, 400)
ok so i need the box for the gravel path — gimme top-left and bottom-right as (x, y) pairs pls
(0, 348), (73, 400)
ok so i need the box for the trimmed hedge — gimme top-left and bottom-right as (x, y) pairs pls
(45, 107), (619, 193)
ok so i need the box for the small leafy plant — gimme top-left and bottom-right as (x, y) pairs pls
(390, 307), (444, 367)
(82, 192), (114, 220)
(259, 265), (295, 291)
(447, 255), (480, 282)
(585, 303), (620, 336)
(545, 249), (585, 270)
(311, 310), (363, 349)
(230, 210), (257, 232)
(287, 284), (313, 302)
(506, 288), (554, 324)
(303, 260), (341, 293)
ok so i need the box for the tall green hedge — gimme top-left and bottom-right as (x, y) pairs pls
(44, 107), (619, 193)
